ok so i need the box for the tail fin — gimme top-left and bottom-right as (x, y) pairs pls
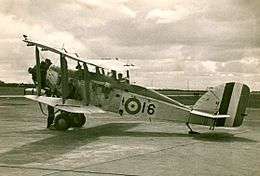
(193, 82), (250, 127)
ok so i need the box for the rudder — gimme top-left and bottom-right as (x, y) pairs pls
(223, 83), (250, 127)
(193, 82), (250, 127)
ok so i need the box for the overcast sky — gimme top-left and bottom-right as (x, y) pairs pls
(0, 0), (259, 90)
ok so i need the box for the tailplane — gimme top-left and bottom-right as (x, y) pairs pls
(192, 82), (250, 127)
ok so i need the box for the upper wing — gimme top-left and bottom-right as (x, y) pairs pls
(25, 95), (105, 114)
(23, 38), (91, 65)
(85, 59), (137, 71)
(23, 37), (135, 71)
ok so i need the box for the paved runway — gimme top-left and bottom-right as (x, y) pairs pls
(0, 97), (259, 176)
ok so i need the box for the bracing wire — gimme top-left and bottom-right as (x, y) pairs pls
(38, 102), (47, 116)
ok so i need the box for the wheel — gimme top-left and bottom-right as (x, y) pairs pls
(54, 113), (71, 131)
(70, 113), (86, 127)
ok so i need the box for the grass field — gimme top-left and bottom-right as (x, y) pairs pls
(0, 86), (25, 95)
(0, 96), (259, 176)
(0, 86), (259, 108)
(156, 90), (260, 108)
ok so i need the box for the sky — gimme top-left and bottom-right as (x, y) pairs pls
(0, 0), (259, 90)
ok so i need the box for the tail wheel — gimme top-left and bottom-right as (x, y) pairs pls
(70, 114), (86, 127)
(54, 113), (71, 131)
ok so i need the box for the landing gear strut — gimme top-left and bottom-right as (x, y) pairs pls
(47, 105), (55, 128)
(186, 122), (200, 134)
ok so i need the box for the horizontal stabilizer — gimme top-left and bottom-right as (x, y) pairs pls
(188, 110), (230, 127)
(190, 110), (229, 119)
(25, 95), (105, 114)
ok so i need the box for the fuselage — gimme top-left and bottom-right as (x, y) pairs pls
(45, 65), (188, 114)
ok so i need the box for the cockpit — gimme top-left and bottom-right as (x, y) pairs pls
(74, 61), (130, 84)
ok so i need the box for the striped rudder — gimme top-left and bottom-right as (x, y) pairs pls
(193, 82), (250, 127)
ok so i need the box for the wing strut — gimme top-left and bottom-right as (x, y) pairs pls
(60, 54), (69, 103)
(35, 46), (42, 95)
(83, 63), (90, 105)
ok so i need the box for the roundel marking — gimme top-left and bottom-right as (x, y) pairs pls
(125, 98), (141, 115)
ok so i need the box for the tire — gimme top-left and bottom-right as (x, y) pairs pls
(70, 113), (86, 127)
(54, 113), (71, 131)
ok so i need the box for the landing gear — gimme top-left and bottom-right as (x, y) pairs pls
(47, 105), (55, 128)
(54, 112), (71, 131)
(70, 113), (86, 127)
(46, 107), (86, 130)
(186, 122), (200, 134)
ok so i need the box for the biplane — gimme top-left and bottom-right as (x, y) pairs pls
(22, 36), (250, 134)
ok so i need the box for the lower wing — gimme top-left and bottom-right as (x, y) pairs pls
(25, 95), (105, 114)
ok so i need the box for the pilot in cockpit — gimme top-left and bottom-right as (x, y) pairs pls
(118, 73), (125, 83)
(75, 62), (83, 79)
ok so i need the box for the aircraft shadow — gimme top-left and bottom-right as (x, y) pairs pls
(0, 123), (256, 165)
